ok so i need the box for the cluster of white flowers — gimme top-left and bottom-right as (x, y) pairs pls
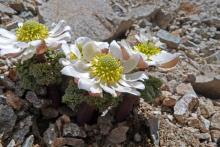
(0, 20), (180, 97)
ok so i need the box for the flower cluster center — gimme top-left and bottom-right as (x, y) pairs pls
(90, 54), (123, 85)
(16, 20), (49, 42)
(134, 42), (161, 58)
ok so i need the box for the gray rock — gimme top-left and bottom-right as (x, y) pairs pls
(43, 124), (58, 146)
(192, 75), (220, 99)
(205, 51), (220, 64)
(38, 0), (158, 41)
(199, 98), (215, 118)
(25, 91), (44, 108)
(0, 76), (15, 90)
(0, 3), (16, 15)
(174, 93), (199, 124)
(12, 116), (33, 145)
(63, 123), (86, 138)
(0, 104), (17, 139)
(194, 133), (211, 141)
(210, 112), (220, 130)
(203, 17), (220, 29)
(134, 133), (142, 142)
(98, 114), (113, 135)
(107, 126), (129, 144)
(157, 29), (181, 48)
(22, 135), (34, 147)
(210, 130), (220, 142)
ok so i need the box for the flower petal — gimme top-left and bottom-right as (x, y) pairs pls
(100, 83), (117, 97)
(61, 65), (90, 79)
(90, 85), (102, 94)
(70, 44), (81, 59)
(78, 78), (96, 92)
(121, 54), (140, 73)
(0, 44), (22, 56)
(49, 26), (71, 37)
(94, 41), (109, 50)
(75, 37), (91, 48)
(59, 58), (71, 66)
(0, 28), (16, 40)
(82, 41), (100, 62)
(0, 36), (14, 44)
(123, 71), (148, 82)
(49, 20), (66, 35)
(61, 42), (71, 55)
(112, 84), (141, 96)
(126, 81), (145, 90)
(109, 40), (123, 60)
(151, 51), (180, 69)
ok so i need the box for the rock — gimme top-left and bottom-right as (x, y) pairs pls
(210, 130), (220, 142)
(0, 76), (15, 90)
(134, 133), (142, 142)
(205, 51), (220, 64)
(53, 137), (84, 147)
(38, 0), (158, 41)
(25, 91), (45, 108)
(8, 0), (24, 12)
(146, 116), (160, 145)
(12, 116), (33, 145)
(175, 83), (195, 96)
(0, 104), (17, 139)
(199, 116), (210, 133)
(160, 118), (200, 146)
(174, 93), (199, 124)
(63, 123), (86, 138)
(199, 98), (215, 118)
(0, 3), (16, 15)
(157, 29), (181, 48)
(43, 124), (58, 146)
(5, 90), (23, 110)
(153, 9), (174, 29)
(194, 133), (211, 141)
(22, 135), (34, 147)
(162, 97), (176, 107)
(97, 114), (113, 135)
(107, 126), (129, 144)
(210, 112), (220, 130)
(7, 139), (15, 147)
(41, 107), (59, 119)
(203, 17), (220, 29)
(187, 116), (202, 130)
(192, 75), (220, 99)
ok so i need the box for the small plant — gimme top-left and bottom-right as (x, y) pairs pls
(141, 76), (163, 102)
(16, 49), (64, 91)
(62, 80), (122, 111)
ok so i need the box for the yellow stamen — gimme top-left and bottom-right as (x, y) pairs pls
(90, 54), (123, 85)
(134, 42), (161, 59)
(16, 20), (49, 42)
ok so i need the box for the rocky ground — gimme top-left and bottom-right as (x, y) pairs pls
(0, 0), (220, 146)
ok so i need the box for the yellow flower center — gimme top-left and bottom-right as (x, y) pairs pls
(134, 42), (161, 59)
(16, 20), (49, 42)
(90, 54), (123, 85)
(69, 52), (77, 60)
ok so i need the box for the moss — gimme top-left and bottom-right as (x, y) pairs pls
(16, 48), (64, 91)
(141, 76), (163, 102)
(62, 80), (122, 111)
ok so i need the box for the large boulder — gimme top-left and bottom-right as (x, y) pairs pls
(38, 0), (159, 41)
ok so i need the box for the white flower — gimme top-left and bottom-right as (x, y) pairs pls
(0, 20), (71, 62)
(60, 38), (148, 97)
(120, 32), (181, 71)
